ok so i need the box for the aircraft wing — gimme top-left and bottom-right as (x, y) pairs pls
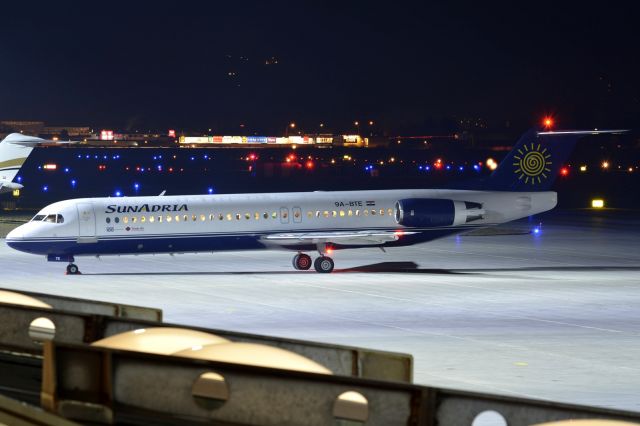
(263, 230), (417, 246)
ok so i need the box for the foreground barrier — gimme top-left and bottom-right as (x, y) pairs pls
(41, 341), (640, 426)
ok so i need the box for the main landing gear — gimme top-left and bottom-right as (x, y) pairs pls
(292, 245), (335, 273)
(66, 263), (81, 275)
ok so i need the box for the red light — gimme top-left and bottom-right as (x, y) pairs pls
(305, 160), (314, 169)
(560, 167), (569, 176)
(248, 153), (257, 161)
(434, 162), (443, 169)
(543, 116), (554, 129)
(168, 129), (176, 138)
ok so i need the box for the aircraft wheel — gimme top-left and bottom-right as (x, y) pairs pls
(292, 253), (312, 270)
(314, 256), (334, 273)
(66, 264), (80, 275)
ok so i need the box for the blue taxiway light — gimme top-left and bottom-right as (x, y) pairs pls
(70, 180), (77, 186)
(16, 176), (22, 182)
(208, 187), (214, 194)
(114, 190), (122, 197)
(134, 183), (140, 190)
(42, 185), (48, 192)
(64, 168), (70, 173)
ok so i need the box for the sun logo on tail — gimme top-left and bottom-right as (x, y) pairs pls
(513, 143), (552, 184)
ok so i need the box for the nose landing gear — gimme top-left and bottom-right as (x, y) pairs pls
(66, 263), (81, 275)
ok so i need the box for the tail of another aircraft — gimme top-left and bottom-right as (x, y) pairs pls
(0, 133), (44, 193)
(485, 128), (627, 191)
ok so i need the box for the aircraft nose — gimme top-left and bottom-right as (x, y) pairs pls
(6, 226), (24, 240)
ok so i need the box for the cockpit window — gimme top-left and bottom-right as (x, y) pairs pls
(39, 214), (65, 223)
(31, 214), (46, 222)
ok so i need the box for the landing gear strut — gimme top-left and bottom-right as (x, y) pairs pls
(66, 263), (81, 275)
(292, 253), (312, 270)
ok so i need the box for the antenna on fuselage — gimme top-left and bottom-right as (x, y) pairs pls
(159, 190), (166, 196)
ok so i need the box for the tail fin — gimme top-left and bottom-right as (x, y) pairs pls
(485, 128), (628, 191)
(0, 133), (44, 192)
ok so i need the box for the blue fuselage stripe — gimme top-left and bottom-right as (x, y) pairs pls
(5, 226), (475, 257)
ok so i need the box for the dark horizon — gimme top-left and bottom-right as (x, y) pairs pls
(1, 2), (639, 134)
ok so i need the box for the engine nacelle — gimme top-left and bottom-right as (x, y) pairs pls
(394, 198), (485, 227)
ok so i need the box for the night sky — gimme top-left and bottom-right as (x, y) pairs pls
(1, 2), (638, 134)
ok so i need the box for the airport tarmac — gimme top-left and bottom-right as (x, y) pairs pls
(1, 209), (639, 411)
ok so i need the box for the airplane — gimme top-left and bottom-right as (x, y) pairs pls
(0, 133), (44, 193)
(5, 128), (626, 275)
(0, 133), (79, 194)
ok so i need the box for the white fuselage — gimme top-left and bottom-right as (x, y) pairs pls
(6, 189), (556, 261)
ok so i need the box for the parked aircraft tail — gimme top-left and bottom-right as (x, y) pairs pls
(485, 128), (628, 191)
(0, 133), (45, 193)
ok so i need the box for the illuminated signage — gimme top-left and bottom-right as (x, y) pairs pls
(168, 129), (176, 137)
(100, 130), (114, 141)
(316, 137), (333, 143)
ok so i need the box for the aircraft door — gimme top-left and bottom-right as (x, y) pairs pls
(76, 203), (96, 237)
(279, 207), (289, 224)
(292, 207), (302, 223)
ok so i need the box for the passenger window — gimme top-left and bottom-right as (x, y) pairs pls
(379, 209), (384, 216)
(132, 217), (137, 223)
(332, 211), (337, 217)
(166, 215), (172, 222)
(226, 213), (232, 221)
(323, 211), (329, 218)
(123, 217), (129, 224)
(282, 211), (288, 219)
(272, 212), (277, 219)
(157, 216), (162, 223)
(307, 211), (313, 218)
(355, 210), (360, 216)
(149, 216), (155, 223)
(236, 213), (241, 220)
(245, 213), (250, 220)
(348, 210), (353, 216)
(106, 217), (111, 224)
(183, 215), (188, 222)
(141, 216), (146, 223)
(201, 214), (206, 221)
(255, 212), (260, 220)
(115, 217), (120, 224)
(388, 208), (393, 216)
(364, 210), (369, 216)
(175, 215), (180, 222)
(316, 211), (321, 218)
(339, 210), (345, 217)
(371, 210), (376, 215)
(263, 212), (269, 219)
